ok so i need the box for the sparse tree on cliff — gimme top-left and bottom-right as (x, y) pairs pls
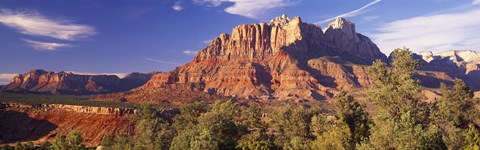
(52, 131), (86, 150)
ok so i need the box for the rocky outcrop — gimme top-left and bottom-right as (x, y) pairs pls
(0, 103), (133, 146)
(323, 18), (387, 62)
(0, 103), (179, 146)
(415, 50), (480, 90)
(3, 70), (153, 95)
(126, 15), (387, 101)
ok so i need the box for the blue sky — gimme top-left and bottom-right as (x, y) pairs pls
(0, 0), (479, 84)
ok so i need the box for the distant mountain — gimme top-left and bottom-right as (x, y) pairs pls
(415, 50), (480, 90)
(3, 69), (154, 94)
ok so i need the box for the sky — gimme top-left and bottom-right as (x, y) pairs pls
(0, 0), (479, 84)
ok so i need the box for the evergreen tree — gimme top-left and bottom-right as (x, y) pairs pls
(52, 131), (86, 150)
(112, 135), (134, 150)
(361, 47), (446, 149)
(172, 101), (208, 132)
(52, 135), (68, 150)
(269, 105), (311, 148)
(464, 126), (480, 150)
(67, 131), (86, 150)
(100, 134), (114, 150)
(133, 103), (174, 150)
(311, 121), (352, 150)
(237, 105), (274, 150)
(171, 100), (241, 150)
(367, 48), (424, 121)
(434, 79), (477, 127)
(334, 91), (370, 146)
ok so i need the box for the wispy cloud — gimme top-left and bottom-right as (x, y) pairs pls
(146, 58), (182, 65)
(173, 1), (184, 11)
(66, 71), (128, 78)
(360, 15), (380, 23)
(474, 0), (480, 5)
(316, 0), (382, 24)
(0, 9), (95, 40)
(202, 39), (213, 44)
(193, 0), (295, 19)
(372, 8), (480, 54)
(183, 50), (198, 55)
(23, 39), (72, 51)
(0, 73), (18, 85)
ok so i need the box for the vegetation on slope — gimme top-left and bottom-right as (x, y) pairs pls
(0, 92), (138, 108)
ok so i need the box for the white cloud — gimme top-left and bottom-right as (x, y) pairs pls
(0, 9), (95, 40)
(316, 0), (382, 24)
(146, 58), (181, 65)
(474, 0), (480, 5)
(0, 73), (17, 80)
(173, 1), (184, 11)
(202, 39), (213, 44)
(0, 73), (18, 85)
(67, 72), (128, 78)
(193, 0), (294, 19)
(23, 39), (72, 51)
(361, 15), (380, 23)
(372, 8), (480, 54)
(183, 50), (198, 55)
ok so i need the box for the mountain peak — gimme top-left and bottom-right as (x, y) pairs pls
(325, 17), (355, 33)
(269, 14), (302, 26)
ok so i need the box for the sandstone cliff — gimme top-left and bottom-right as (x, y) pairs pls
(0, 103), (178, 146)
(126, 15), (387, 101)
(415, 50), (480, 90)
(3, 70), (153, 95)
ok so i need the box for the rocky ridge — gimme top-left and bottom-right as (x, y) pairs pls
(416, 50), (480, 90)
(3, 70), (153, 94)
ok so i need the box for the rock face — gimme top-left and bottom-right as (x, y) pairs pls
(0, 103), (178, 146)
(415, 50), (480, 90)
(3, 70), (153, 94)
(133, 15), (387, 101)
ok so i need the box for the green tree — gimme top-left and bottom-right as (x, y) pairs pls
(434, 79), (477, 127)
(310, 113), (330, 137)
(367, 48), (423, 121)
(169, 127), (200, 150)
(14, 142), (34, 150)
(172, 101), (208, 132)
(284, 136), (311, 150)
(191, 101), (240, 149)
(237, 105), (274, 150)
(237, 128), (274, 150)
(52, 131), (86, 150)
(100, 134), (114, 150)
(52, 135), (68, 150)
(430, 79), (478, 149)
(133, 103), (174, 150)
(311, 121), (352, 150)
(465, 126), (480, 150)
(334, 91), (370, 146)
(67, 131), (86, 150)
(171, 100), (241, 150)
(394, 112), (445, 150)
(112, 135), (134, 150)
(269, 105), (311, 148)
(360, 47), (446, 149)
